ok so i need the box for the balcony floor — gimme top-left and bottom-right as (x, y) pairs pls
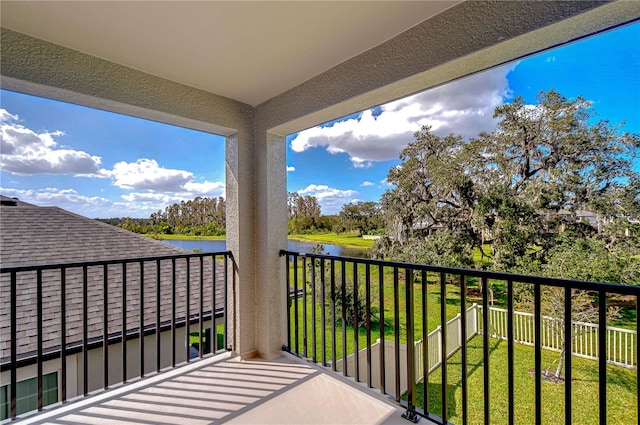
(21, 352), (423, 425)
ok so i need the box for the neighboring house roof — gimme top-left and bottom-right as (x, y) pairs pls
(0, 196), (226, 363)
(0, 195), (187, 266)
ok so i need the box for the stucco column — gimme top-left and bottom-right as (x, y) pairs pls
(225, 131), (257, 357)
(254, 131), (288, 357)
(226, 129), (287, 358)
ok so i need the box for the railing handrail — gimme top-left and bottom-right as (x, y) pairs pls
(0, 250), (233, 273)
(279, 249), (640, 295)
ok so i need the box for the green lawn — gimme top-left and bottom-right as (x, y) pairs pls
(408, 337), (638, 425)
(288, 232), (376, 249)
(288, 261), (469, 360)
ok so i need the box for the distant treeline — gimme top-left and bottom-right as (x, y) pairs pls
(100, 196), (226, 236)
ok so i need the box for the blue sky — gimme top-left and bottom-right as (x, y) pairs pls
(1, 22), (639, 218)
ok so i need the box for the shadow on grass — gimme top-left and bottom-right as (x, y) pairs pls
(408, 337), (504, 419)
(571, 358), (638, 393)
(405, 381), (458, 420)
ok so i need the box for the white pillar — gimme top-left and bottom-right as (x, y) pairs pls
(226, 129), (287, 358)
(255, 131), (288, 357)
(225, 130), (256, 357)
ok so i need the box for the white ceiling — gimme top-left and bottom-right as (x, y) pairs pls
(1, 1), (462, 107)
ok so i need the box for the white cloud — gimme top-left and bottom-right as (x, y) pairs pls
(0, 109), (19, 123)
(120, 192), (188, 215)
(287, 166), (296, 172)
(0, 111), (107, 176)
(290, 63), (516, 166)
(0, 187), (134, 218)
(109, 158), (225, 199)
(297, 184), (358, 215)
(1, 186), (226, 219)
(360, 181), (374, 187)
(182, 181), (225, 198)
(109, 159), (193, 191)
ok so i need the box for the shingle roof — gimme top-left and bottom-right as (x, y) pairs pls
(0, 195), (186, 266)
(0, 197), (227, 362)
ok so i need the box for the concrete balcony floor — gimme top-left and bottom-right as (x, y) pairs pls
(21, 352), (427, 425)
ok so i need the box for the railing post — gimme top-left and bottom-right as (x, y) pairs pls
(507, 279), (515, 425)
(378, 264), (386, 394)
(598, 290), (607, 425)
(482, 276), (490, 425)
(440, 272), (448, 423)
(330, 259), (336, 370)
(534, 283), (542, 425)
(393, 267), (401, 400)
(564, 286), (572, 425)
(402, 268), (419, 423)
(285, 254), (291, 352)
(460, 275), (468, 425)
(10, 271), (17, 420)
(293, 254), (299, 355)
(421, 270), (428, 414)
(311, 256), (317, 363)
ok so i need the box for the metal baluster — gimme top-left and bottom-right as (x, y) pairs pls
(598, 290), (607, 425)
(402, 268), (418, 422)
(139, 261), (145, 376)
(61, 267), (67, 402)
(393, 267), (400, 401)
(103, 264), (109, 389)
(440, 272), (448, 423)
(564, 286), (572, 424)
(37, 269), (43, 410)
(122, 263), (128, 383)
(460, 274), (467, 424)
(482, 276), (490, 425)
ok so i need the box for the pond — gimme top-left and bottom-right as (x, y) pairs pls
(162, 239), (370, 258)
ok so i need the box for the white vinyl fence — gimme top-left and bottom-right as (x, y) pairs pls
(414, 305), (479, 378)
(335, 304), (480, 393)
(477, 305), (637, 369)
(334, 304), (636, 394)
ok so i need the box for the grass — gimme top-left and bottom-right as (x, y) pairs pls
(407, 337), (638, 424)
(288, 261), (469, 360)
(288, 232), (376, 249)
(144, 231), (373, 247)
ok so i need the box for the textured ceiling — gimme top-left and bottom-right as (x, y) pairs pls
(0, 1), (461, 106)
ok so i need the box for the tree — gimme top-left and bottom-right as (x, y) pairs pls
(306, 244), (377, 327)
(288, 192), (322, 233)
(150, 196), (226, 236)
(380, 90), (640, 273)
(514, 285), (617, 379)
(336, 201), (384, 236)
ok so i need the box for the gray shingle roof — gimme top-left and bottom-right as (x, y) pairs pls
(0, 195), (186, 266)
(1, 197), (227, 362)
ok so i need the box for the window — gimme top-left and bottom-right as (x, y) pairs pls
(0, 372), (58, 420)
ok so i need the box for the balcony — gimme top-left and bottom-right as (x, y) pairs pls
(2, 251), (638, 424)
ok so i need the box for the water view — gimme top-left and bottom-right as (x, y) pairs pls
(162, 239), (369, 258)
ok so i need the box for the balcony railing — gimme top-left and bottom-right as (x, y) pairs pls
(281, 250), (640, 425)
(0, 251), (233, 421)
(3, 249), (638, 423)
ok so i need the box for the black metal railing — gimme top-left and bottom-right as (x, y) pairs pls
(1, 251), (233, 421)
(281, 250), (640, 425)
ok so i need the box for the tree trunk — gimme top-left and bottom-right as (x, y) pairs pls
(555, 347), (565, 378)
